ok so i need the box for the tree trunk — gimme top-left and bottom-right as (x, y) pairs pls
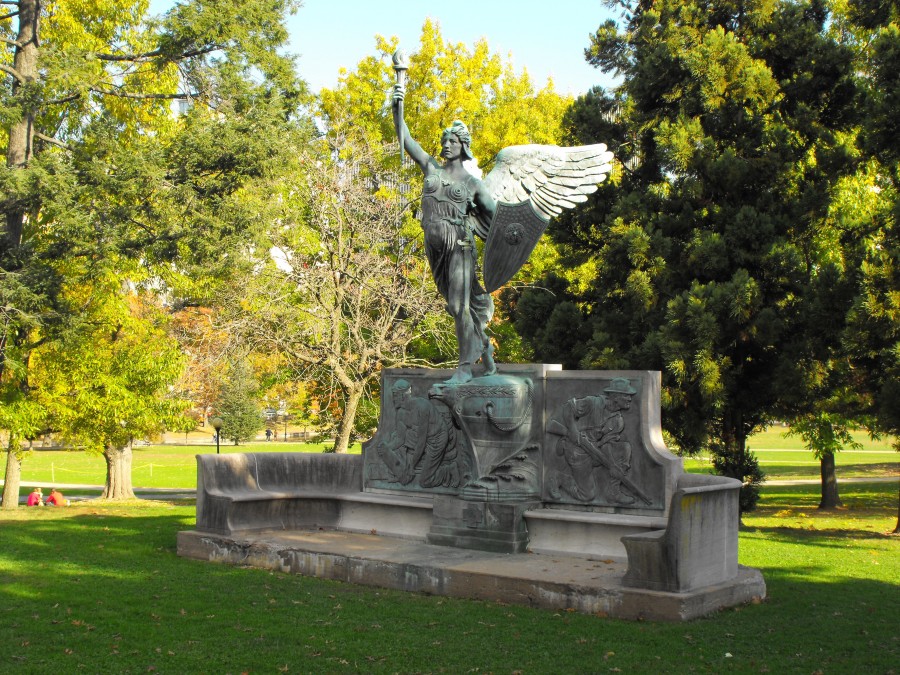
(2, 0), (40, 383)
(893, 482), (899, 535)
(713, 422), (763, 515)
(4, 0), (39, 245)
(333, 385), (364, 454)
(818, 451), (842, 509)
(1, 441), (22, 509)
(101, 442), (136, 500)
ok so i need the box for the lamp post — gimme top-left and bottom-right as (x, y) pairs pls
(211, 417), (223, 454)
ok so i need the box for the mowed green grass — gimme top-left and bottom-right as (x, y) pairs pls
(1, 482), (897, 673)
(8, 441), (363, 490)
(7, 427), (896, 490)
(681, 448), (899, 480)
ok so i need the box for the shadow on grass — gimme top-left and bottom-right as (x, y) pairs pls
(756, 481), (898, 508)
(1, 505), (898, 674)
(742, 524), (897, 542)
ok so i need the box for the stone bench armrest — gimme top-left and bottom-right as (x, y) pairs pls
(621, 474), (741, 592)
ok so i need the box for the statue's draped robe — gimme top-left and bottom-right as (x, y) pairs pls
(420, 169), (493, 367)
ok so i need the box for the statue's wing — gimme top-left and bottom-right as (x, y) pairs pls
(470, 143), (614, 239)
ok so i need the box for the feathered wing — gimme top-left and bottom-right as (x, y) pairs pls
(469, 143), (614, 239)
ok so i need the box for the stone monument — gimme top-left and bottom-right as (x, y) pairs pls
(176, 50), (766, 620)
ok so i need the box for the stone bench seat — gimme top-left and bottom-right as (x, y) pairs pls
(525, 508), (669, 559)
(182, 366), (763, 612)
(195, 453), (743, 584)
(196, 453), (433, 540)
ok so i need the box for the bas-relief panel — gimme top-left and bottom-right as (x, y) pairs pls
(364, 368), (668, 512)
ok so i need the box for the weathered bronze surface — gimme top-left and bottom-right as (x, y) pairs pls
(390, 51), (613, 384)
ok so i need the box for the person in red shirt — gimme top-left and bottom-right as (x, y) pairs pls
(45, 488), (67, 506)
(26, 487), (43, 506)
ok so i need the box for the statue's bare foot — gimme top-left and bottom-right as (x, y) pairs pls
(445, 365), (473, 384)
(481, 343), (496, 376)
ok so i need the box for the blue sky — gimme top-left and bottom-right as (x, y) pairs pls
(287, 0), (619, 95)
(150, 0), (620, 96)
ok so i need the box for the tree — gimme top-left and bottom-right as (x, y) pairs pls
(171, 306), (231, 426)
(31, 272), (187, 499)
(214, 360), (263, 445)
(218, 140), (447, 453)
(318, 19), (573, 170)
(0, 396), (44, 509)
(527, 0), (861, 510)
(786, 412), (862, 509)
(841, 0), (900, 531)
(1, 0), (305, 501)
(220, 21), (576, 451)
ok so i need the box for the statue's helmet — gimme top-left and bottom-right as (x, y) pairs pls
(392, 379), (412, 394)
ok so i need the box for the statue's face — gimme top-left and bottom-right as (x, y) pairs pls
(441, 133), (463, 161)
(609, 393), (633, 411)
(393, 388), (410, 409)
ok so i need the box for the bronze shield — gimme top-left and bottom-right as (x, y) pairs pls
(482, 201), (550, 293)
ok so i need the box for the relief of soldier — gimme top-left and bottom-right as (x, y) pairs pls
(375, 379), (468, 488)
(547, 378), (651, 506)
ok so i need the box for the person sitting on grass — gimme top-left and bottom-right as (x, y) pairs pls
(26, 487), (43, 506)
(44, 488), (67, 506)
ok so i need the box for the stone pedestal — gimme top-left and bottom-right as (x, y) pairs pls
(181, 366), (766, 619)
(363, 366), (680, 516)
(427, 495), (539, 553)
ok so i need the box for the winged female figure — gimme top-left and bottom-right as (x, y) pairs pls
(392, 81), (613, 385)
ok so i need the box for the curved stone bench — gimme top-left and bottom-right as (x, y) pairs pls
(195, 453), (432, 540)
(193, 453), (746, 594)
(621, 473), (741, 592)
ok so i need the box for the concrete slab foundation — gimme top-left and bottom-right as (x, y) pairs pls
(177, 528), (766, 621)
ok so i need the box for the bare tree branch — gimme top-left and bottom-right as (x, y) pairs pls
(1, 36), (22, 47)
(95, 48), (163, 62)
(43, 92), (83, 106)
(0, 10), (18, 20)
(89, 86), (197, 100)
(95, 44), (221, 63)
(34, 132), (73, 151)
(0, 62), (24, 83)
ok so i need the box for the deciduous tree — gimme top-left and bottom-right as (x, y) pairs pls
(31, 272), (187, 499)
(218, 141), (447, 453)
(223, 21), (578, 450)
(1, 0), (304, 501)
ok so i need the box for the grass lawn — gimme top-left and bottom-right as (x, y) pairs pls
(7, 441), (362, 490)
(7, 427), (895, 491)
(1, 482), (897, 673)
(679, 426), (899, 479)
(681, 448), (899, 480)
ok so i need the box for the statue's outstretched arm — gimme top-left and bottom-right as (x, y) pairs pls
(392, 85), (431, 173)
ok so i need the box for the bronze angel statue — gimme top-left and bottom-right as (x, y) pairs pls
(391, 53), (613, 385)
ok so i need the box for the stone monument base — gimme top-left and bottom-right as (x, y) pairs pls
(179, 367), (768, 620)
(427, 495), (539, 553)
(177, 528), (766, 621)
